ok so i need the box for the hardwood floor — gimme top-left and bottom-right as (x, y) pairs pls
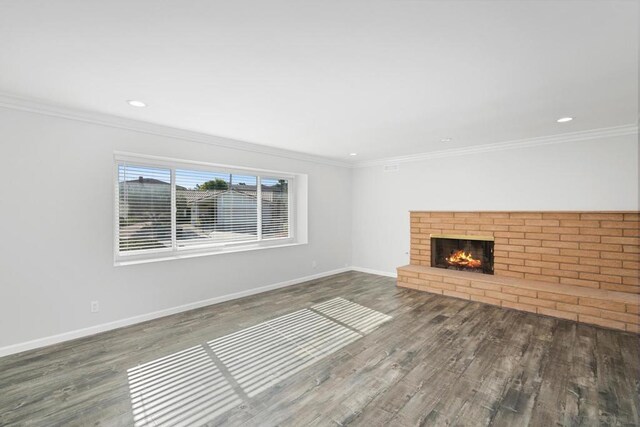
(1, 271), (639, 426)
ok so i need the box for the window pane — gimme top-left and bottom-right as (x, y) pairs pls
(118, 164), (172, 253)
(261, 178), (289, 239)
(176, 169), (258, 247)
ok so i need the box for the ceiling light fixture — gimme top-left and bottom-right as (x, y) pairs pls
(349, 153), (358, 156)
(440, 138), (452, 143)
(556, 117), (573, 123)
(127, 100), (147, 107)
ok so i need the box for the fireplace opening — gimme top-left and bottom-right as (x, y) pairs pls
(431, 235), (494, 275)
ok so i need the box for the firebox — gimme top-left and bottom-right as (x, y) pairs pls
(431, 234), (494, 275)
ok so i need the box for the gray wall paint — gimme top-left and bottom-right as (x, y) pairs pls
(0, 107), (352, 348)
(351, 135), (639, 274)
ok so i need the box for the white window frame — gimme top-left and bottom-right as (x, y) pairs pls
(113, 152), (303, 266)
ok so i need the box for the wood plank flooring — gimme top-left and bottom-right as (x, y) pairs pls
(1, 271), (638, 426)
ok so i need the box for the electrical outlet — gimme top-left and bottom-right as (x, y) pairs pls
(312, 260), (317, 269)
(91, 301), (99, 313)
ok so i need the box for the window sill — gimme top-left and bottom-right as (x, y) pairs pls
(114, 240), (307, 267)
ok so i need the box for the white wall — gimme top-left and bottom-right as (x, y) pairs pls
(1, 104), (637, 353)
(351, 135), (639, 275)
(0, 107), (352, 350)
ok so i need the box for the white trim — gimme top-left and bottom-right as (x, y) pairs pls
(0, 92), (351, 168)
(0, 267), (352, 358)
(115, 241), (305, 266)
(114, 151), (299, 179)
(350, 266), (397, 278)
(256, 176), (263, 241)
(114, 153), (300, 265)
(170, 168), (177, 251)
(1, 92), (635, 170)
(354, 124), (639, 168)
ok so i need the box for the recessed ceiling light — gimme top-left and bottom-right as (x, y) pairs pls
(440, 138), (452, 143)
(349, 153), (358, 156)
(556, 117), (573, 123)
(127, 100), (147, 107)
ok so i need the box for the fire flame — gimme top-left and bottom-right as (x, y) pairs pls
(446, 250), (482, 269)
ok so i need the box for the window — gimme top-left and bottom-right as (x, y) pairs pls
(118, 164), (172, 253)
(115, 153), (297, 264)
(261, 178), (289, 239)
(175, 169), (259, 247)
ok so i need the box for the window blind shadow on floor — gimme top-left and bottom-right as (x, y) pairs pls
(126, 298), (392, 426)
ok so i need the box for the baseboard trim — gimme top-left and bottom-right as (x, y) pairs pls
(0, 267), (351, 358)
(350, 266), (397, 278)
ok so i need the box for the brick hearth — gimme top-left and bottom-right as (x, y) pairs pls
(397, 211), (640, 332)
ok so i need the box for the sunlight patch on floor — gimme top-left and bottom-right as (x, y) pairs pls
(312, 297), (393, 334)
(127, 297), (392, 425)
(127, 345), (242, 427)
(209, 308), (360, 397)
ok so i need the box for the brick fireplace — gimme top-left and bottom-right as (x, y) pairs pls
(397, 212), (640, 332)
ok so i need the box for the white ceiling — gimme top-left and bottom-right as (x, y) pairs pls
(0, 1), (637, 162)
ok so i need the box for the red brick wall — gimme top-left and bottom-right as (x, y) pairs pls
(410, 212), (640, 294)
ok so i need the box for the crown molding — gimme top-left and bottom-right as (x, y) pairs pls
(0, 92), (352, 168)
(354, 124), (639, 168)
(1, 92), (636, 170)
